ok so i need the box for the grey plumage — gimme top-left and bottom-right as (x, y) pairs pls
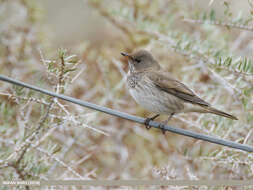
(121, 50), (238, 123)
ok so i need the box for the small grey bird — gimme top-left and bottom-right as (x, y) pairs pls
(121, 50), (237, 131)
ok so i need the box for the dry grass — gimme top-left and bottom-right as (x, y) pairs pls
(0, 0), (253, 190)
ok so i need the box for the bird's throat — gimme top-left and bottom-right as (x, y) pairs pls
(128, 62), (135, 73)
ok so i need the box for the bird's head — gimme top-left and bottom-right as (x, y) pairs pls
(121, 50), (160, 72)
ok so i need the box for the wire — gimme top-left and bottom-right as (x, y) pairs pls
(0, 74), (252, 152)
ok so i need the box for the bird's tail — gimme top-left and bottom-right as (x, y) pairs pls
(206, 107), (238, 120)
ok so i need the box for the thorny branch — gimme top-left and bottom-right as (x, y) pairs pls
(0, 92), (50, 106)
(183, 18), (253, 32)
(8, 162), (30, 190)
(0, 74), (253, 153)
(0, 135), (85, 180)
(89, 2), (252, 81)
(0, 52), (68, 180)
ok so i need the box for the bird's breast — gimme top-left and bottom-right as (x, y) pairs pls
(126, 73), (140, 88)
(127, 74), (184, 114)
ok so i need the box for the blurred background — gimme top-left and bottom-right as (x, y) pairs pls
(1, 0), (253, 189)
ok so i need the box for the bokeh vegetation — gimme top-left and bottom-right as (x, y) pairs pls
(0, 0), (253, 189)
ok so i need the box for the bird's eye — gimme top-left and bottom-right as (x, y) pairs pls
(135, 59), (141, 63)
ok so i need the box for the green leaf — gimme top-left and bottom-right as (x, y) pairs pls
(209, 9), (216, 21)
(64, 68), (77, 74)
(58, 48), (67, 58)
(202, 12), (207, 20)
(224, 57), (232, 66)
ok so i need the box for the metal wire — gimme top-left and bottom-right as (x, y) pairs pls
(0, 74), (252, 152)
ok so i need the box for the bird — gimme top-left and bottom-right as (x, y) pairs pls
(121, 50), (237, 133)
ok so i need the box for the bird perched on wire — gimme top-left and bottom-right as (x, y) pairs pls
(121, 50), (237, 133)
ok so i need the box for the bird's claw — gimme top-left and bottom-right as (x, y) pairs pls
(144, 114), (160, 130)
(144, 118), (152, 130)
(159, 124), (166, 134)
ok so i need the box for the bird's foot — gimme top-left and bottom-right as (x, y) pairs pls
(144, 114), (160, 130)
(144, 118), (152, 129)
(159, 122), (167, 134)
(159, 113), (175, 134)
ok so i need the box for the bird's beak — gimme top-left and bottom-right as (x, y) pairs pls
(121, 52), (133, 60)
(121, 52), (129, 57)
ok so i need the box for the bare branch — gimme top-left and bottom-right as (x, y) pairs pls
(35, 147), (86, 179)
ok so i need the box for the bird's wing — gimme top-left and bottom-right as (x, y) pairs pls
(146, 71), (210, 106)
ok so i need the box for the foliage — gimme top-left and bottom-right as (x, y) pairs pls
(0, 0), (253, 189)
